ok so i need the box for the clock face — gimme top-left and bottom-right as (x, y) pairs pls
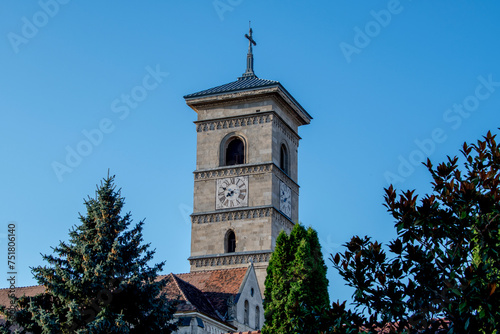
(279, 181), (292, 218)
(216, 176), (248, 209)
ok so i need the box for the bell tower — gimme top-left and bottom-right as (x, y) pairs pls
(184, 27), (312, 293)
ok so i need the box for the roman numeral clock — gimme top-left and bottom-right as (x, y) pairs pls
(216, 176), (249, 209)
(183, 27), (312, 294)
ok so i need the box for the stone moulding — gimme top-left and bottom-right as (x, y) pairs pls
(194, 162), (272, 180)
(190, 206), (295, 231)
(189, 250), (272, 268)
(195, 113), (272, 132)
(186, 87), (311, 126)
(194, 111), (300, 147)
(194, 162), (299, 194)
(271, 113), (300, 147)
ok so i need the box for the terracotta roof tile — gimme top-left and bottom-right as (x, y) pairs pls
(164, 274), (220, 320)
(174, 267), (247, 315)
(0, 285), (45, 307)
(0, 267), (249, 325)
(360, 320), (450, 333)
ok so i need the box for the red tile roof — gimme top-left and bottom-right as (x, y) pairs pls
(174, 267), (247, 315)
(0, 267), (249, 326)
(163, 273), (220, 320)
(0, 285), (45, 308)
(360, 320), (450, 333)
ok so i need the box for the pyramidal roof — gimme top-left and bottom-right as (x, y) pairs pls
(183, 75), (279, 99)
(183, 26), (312, 124)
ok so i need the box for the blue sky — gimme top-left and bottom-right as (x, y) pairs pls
(1, 1), (500, 306)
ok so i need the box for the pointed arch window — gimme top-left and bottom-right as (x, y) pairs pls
(225, 137), (245, 165)
(280, 144), (289, 174)
(255, 306), (260, 329)
(225, 230), (236, 253)
(244, 300), (249, 325)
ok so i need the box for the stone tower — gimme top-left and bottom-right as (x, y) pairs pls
(184, 28), (312, 294)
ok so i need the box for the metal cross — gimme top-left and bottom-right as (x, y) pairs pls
(241, 22), (257, 78)
(245, 24), (256, 53)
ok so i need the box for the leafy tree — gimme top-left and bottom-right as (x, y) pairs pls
(330, 131), (500, 333)
(0, 176), (177, 333)
(262, 223), (330, 334)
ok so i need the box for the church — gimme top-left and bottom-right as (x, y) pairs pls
(0, 27), (312, 333)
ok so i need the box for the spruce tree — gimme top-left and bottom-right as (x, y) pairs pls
(0, 176), (177, 333)
(262, 223), (330, 334)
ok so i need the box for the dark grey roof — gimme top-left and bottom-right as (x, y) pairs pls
(184, 74), (313, 121)
(184, 75), (279, 99)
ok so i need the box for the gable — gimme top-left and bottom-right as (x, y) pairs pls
(175, 267), (247, 318)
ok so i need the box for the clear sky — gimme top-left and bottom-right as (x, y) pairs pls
(1, 1), (500, 306)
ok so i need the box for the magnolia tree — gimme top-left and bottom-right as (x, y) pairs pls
(330, 131), (500, 333)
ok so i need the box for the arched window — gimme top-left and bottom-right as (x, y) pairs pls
(226, 230), (236, 253)
(225, 137), (245, 165)
(255, 306), (260, 329)
(244, 300), (249, 325)
(280, 144), (289, 174)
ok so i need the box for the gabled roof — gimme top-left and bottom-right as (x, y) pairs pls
(0, 267), (250, 328)
(175, 267), (248, 316)
(163, 273), (220, 320)
(183, 76), (279, 100)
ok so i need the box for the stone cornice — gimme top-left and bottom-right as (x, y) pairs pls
(174, 312), (236, 331)
(273, 164), (299, 194)
(189, 249), (272, 260)
(271, 112), (300, 147)
(194, 111), (301, 144)
(193, 162), (299, 193)
(187, 87), (278, 107)
(195, 111), (272, 132)
(190, 206), (295, 231)
(188, 251), (272, 269)
(186, 86), (311, 126)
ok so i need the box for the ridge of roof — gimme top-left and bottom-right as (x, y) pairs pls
(177, 267), (248, 317)
(170, 274), (221, 321)
(0, 284), (45, 291)
(170, 274), (190, 305)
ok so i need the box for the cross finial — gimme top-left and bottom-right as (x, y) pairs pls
(245, 22), (256, 53)
(241, 22), (257, 79)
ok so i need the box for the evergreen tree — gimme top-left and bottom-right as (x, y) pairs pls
(262, 223), (329, 334)
(0, 176), (177, 333)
